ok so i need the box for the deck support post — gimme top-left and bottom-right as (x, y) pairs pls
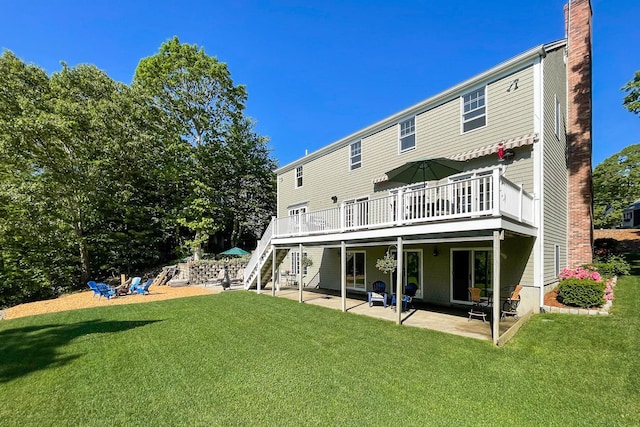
(298, 244), (303, 303)
(341, 241), (347, 312)
(272, 246), (276, 296)
(396, 236), (404, 325)
(492, 230), (502, 344)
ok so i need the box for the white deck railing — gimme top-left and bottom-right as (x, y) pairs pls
(274, 170), (535, 239)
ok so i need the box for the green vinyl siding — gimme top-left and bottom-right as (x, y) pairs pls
(541, 48), (568, 286)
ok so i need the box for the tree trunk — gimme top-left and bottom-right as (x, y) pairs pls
(230, 220), (240, 248)
(192, 231), (203, 261)
(75, 216), (91, 285)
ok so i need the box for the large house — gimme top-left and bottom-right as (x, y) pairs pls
(243, 0), (593, 344)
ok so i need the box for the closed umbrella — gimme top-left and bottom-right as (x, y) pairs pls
(383, 157), (465, 184)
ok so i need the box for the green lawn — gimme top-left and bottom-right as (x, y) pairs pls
(1, 277), (639, 426)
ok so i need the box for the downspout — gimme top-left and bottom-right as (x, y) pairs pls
(533, 53), (546, 311)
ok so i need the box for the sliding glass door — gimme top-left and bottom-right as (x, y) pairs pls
(390, 249), (423, 298)
(451, 248), (492, 303)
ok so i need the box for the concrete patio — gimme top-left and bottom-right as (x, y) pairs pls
(251, 284), (521, 343)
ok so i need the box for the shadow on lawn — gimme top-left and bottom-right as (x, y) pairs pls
(0, 319), (160, 383)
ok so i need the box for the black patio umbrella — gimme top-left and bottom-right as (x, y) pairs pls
(383, 157), (465, 184)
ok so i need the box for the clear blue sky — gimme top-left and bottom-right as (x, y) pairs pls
(1, 0), (637, 168)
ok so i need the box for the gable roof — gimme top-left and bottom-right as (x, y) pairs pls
(276, 39), (566, 175)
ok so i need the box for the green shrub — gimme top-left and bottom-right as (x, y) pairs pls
(594, 237), (619, 258)
(557, 278), (605, 308)
(588, 254), (631, 277)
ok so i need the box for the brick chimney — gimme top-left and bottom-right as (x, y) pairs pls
(565, 0), (593, 268)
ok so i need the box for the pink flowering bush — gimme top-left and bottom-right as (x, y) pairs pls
(558, 266), (602, 282)
(557, 266), (609, 308)
(604, 282), (614, 301)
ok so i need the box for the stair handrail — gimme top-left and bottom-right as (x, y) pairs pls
(244, 216), (275, 287)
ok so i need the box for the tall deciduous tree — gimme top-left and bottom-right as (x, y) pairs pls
(0, 50), (169, 299)
(134, 37), (247, 259)
(222, 118), (277, 247)
(593, 144), (640, 228)
(623, 71), (640, 115)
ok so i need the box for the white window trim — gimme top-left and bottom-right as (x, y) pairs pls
(398, 117), (416, 153)
(287, 204), (307, 216)
(460, 85), (488, 134)
(448, 166), (499, 182)
(345, 251), (366, 290)
(388, 248), (423, 298)
(450, 246), (492, 304)
(349, 140), (362, 171)
(295, 165), (303, 188)
(291, 251), (309, 276)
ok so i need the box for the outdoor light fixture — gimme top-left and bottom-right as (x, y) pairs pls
(331, 195), (338, 203)
(433, 246), (439, 257)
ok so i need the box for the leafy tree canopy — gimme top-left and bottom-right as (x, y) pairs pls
(593, 144), (640, 228)
(622, 71), (640, 115)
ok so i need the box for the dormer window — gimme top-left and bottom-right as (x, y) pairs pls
(399, 117), (416, 152)
(462, 87), (486, 132)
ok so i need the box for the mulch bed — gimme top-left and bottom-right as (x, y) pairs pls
(2, 285), (220, 320)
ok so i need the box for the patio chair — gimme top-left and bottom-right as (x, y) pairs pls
(501, 285), (523, 320)
(391, 283), (418, 312)
(96, 283), (116, 300)
(87, 281), (101, 298)
(367, 280), (388, 308)
(129, 277), (142, 293)
(205, 269), (226, 287)
(468, 287), (488, 322)
(404, 282), (418, 309)
(135, 278), (153, 295)
(231, 269), (244, 284)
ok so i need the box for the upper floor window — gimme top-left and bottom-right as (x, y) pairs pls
(462, 87), (486, 132)
(350, 141), (362, 170)
(399, 117), (416, 152)
(295, 165), (303, 188)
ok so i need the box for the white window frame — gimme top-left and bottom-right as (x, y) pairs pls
(389, 248), (423, 298)
(399, 117), (416, 153)
(345, 251), (366, 290)
(288, 205), (307, 217)
(461, 86), (487, 133)
(350, 140), (362, 170)
(287, 204), (307, 234)
(295, 165), (303, 188)
(291, 251), (308, 276)
(450, 247), (492, 304)
(344, 196), (369, 228)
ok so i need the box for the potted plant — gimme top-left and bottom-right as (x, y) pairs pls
(375, 252), (397, 274)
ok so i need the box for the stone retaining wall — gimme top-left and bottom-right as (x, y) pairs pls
(185, 261), (246, 285)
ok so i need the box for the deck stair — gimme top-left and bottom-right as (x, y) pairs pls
(244, 218), (288, 289)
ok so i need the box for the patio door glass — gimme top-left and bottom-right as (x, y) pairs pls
(451, 249), (492, 303)
(345, 251), (365, 290)
(390, 249), (423, 298)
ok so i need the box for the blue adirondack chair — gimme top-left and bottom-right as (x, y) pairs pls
(128, 277), (142, 294)
(135, 278), (153, 295)
(96, 283), (116, 300)
(87, 281), (101, 298)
